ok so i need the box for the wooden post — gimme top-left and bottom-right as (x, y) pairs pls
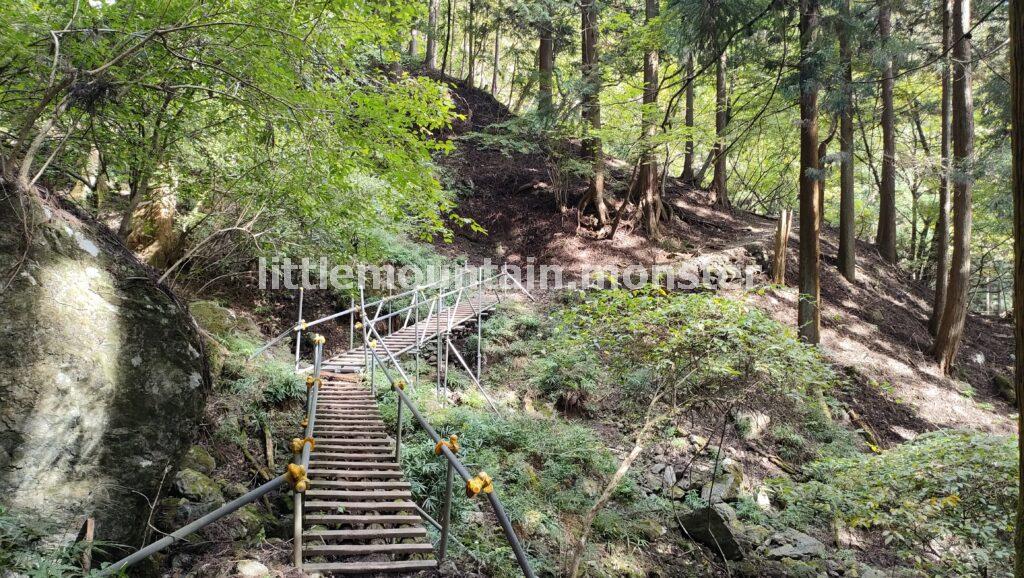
(79, 517), (95, 572)
(773, 210), (792, 285)
(293, 493), (303, 567)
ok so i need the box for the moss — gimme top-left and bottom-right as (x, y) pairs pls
(181, 445), (216, 475)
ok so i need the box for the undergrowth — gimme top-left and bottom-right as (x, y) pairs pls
(772, 430), (1017, 577)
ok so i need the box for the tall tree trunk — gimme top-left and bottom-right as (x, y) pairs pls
(581, 0), (608, 224)
(798, 0), (821, 344)
(713, 46), (729, 209)
(409, 31), (419, 60)
(682, 54), (696, 183)
(640, 0), (661, 237)
(876, 1), (898, 263)
(427, 0), (439, 70)
(538, 24), (554, 119)
(933, 0), (974, 373)
(442, 0), (454, 74)
(838, 0), (856, 281)
(491, 25), (500, 94)
(1010, 0), (1024, 569)
(466, 0), (476, 86)
(931, 0), (953, 335)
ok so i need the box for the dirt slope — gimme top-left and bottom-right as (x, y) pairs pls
(429, 71), (1016, 442)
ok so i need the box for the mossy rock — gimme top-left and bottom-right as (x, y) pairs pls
(189, 300), (261, 338)
(172, 468), (225, 505)
(180, 445), (216, 475)
(993, 372), (1016, 403)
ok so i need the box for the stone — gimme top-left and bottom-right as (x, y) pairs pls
(993, 373), (1016, 403)
(189, 300), (260, 337)
(0, 190), (209, 551)
(215, 504), (266, 542)
(732, 409), (771, 440)
(756, 486), (772, 510)
(763, 528), (827, 560)
(662, 465), (676, 486)
(701, 460), (743, 503)
(173, 468), (225, 505)
(235, 559), (269, 577)
(222, 481), (250, 500)
(678, 502), (744, 560)
(181, 445), (216, 475)
(650, 462), (667, 475)
(635, 518), (666, 541)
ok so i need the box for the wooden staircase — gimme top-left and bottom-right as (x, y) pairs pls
(300, 373), (436, 575)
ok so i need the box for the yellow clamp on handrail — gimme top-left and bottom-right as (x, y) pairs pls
(466, 471), (493, 497)
(306, 376), (322, 390)
(434, 434), (459, 456)
(298, 319), (307, 331)
(290, 437), (316, 454)
(285, 463), (309, 493)
(355, 322), (363, 329)
(300, 418), (308, 428)
(312, 334), (326, 345)
(394, 380), (406, 391)
(369, 339), (378, 348)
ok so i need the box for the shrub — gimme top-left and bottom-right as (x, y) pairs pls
(772, 430), (1016, 577)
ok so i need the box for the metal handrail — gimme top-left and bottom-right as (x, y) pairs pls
(361, 321), (536, 578)
(102, 341), (325, 575)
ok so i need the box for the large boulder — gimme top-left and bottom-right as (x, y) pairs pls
(0, 189), (209, 553)
(678, 502), (745, 560)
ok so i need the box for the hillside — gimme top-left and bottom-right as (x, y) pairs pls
(432, 72), (1016, 445)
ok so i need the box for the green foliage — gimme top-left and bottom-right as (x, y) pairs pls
(0, 507), (101, 577)
(772, 431), (1017, 576)
(533, 288), (839, 413)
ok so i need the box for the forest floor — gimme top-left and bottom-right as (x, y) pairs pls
(431, 71), (1016, 446)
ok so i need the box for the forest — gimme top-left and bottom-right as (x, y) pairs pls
(0, 0), (1023, 576)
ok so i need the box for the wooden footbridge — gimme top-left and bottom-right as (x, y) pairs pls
(102, 269), (536, 577)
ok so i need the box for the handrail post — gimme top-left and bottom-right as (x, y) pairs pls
(294, 287), (304, 371)
(295, 337), (323, 568)
(395, 397), (404, 462)
(348, 296), (354, 349)
(477, 267), (483, 379)
(438, 460), (454, 562)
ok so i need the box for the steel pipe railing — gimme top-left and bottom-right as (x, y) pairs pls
(361, 325), (536, 578)
(103, 340), (325, 575)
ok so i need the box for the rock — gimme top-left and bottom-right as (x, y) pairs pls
(223, 481), (250, 500)
(189, 300), (260, 337)
(0, 189), (209, 551)
(732, 409), (771, 440)
(235, 559), (269, 577)
(678, 502), (744, 560)
(688, 434), (709, 448)
(635, 518), (666, 541)
(173, 468), (224, 505)
(701, 460), (744, 503)
(662, 465), (676, 486)
(866, 309), (885, 325)
(650, 462), (667, 475)
(756, 486), (772, 510)
(993, 372), (1016, 403)
(214, 504), (265, 542)
(763, 528), (827, 560)
(181, 445), (216, 475)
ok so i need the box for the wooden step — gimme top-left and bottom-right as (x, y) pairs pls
(305, 489), (413, 499)
(303, 542), (434, 556)
(309, 480), (410, 489)
(300, 560), (437, 574)
(309, 460), (400, 468)
(304, 514), (423, 526)
(303, 527), (426, 540)
(304, 500), (418, 511)
(308, 469), (405, 478)
(311, 451), (393, 460)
